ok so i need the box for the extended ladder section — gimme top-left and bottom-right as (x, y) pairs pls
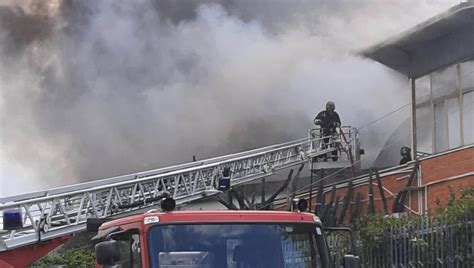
(0, 127), (359, 251)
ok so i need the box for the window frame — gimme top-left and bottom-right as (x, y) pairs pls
(110, 229), (143, 268)
(414, 60), (474, 154)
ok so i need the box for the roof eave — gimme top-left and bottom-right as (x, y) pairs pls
(360, 2), (474, 78)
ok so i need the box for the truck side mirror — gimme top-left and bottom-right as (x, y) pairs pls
(95, 240), (121, 266)
(324, 227), (358, 256)
(342, 254), (361, 268)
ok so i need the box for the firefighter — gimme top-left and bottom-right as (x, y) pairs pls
(399, 146), (412, 165)
(314, 101), (341, 161)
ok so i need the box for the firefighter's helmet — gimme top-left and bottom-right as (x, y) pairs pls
(400, 146), (411, 156)
(326, 101), (335, 112)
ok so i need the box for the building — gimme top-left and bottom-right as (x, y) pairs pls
(314, 1), (474, 217)
(362, 2), (474, 156)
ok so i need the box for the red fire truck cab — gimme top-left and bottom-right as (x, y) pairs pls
(91, 199), (360, 268)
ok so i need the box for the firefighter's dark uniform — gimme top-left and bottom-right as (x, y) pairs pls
(314, 110), (341, 160)
(314, 111), (341, 137)
(399, 147), (412, 165)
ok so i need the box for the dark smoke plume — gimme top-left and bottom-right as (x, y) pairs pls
(0, 0), (455, 195)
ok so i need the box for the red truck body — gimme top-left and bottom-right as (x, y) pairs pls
(94, 210), (330, 268)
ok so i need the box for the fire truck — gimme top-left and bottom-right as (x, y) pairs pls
(0, 127), (361, 267)
(90, 197), (360, 268)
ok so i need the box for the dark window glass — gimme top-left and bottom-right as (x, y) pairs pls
(148, 223), (327, 268)
(110, 232), (142, 268)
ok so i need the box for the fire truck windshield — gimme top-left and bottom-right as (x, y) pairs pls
(148, 222), (330, 268)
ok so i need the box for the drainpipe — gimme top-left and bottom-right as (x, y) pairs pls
(410, 78), (417, 160)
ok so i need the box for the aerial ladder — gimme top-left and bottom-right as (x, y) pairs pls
(0, 127), (360, 266)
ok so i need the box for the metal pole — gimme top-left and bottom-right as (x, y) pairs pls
(309, 161), (313, 211)
(411, 78), (417, 160)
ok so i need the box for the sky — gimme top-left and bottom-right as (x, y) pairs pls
(0, 0), (460, 196)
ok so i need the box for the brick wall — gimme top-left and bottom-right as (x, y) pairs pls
(421, 146), (474, 211)
(312, 146), (473, 220)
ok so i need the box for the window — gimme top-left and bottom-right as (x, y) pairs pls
(414, 60), (474, 154)
(463, 91), (474, 145)
(431, 65), (458, 100)
(415, 75), (430, 105)
(416, 105), (433, 154)
(148, 223), (328, 268)
(434, 101), (447, 152)
(447, 98), (461, 149)
(111, 231), (142, 268)
(460, 61), (474, 90)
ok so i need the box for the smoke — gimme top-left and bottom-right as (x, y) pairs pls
(0, 0), (457, 196)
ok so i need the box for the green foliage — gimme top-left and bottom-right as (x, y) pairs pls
(31, 232), (96, 268)
(326, 231), (353, 259)
(437, 185), (474, 222)
(352, 185), (474, 267)
(356, 185), (474, 241)
(356, 214), (396, 247)
(31, 248), (95, 268)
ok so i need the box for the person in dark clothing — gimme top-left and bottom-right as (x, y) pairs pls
(314, 101), (341, 161)
(314, 101), (341, 135)
(399, 146), (412, 165)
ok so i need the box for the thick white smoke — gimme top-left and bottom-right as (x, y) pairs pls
(0, 0), (457, 196)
